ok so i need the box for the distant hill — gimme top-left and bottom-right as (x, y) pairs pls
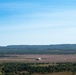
(0, 44), (76, 54)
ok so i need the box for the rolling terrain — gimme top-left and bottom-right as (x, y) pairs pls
(0, 44), (76, 54)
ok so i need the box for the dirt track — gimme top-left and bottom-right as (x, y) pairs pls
(0, 54), (76, 63)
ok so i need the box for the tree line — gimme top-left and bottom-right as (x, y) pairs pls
(0, 44), (76, 54)
(1, 62), (76, 75)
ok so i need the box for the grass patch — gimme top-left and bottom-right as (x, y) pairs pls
(32, 72), (72, 75)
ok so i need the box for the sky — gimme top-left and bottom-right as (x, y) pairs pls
(0, 0), (76, 46)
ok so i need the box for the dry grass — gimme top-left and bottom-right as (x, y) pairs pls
(33, 72), (72, 75)
(0, 54), (76, 63)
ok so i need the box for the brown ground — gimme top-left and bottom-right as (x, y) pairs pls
(0, 54), (76, 63)
(33, 72), (73, 75)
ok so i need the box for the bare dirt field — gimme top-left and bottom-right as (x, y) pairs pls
(0, 54), (76, 63)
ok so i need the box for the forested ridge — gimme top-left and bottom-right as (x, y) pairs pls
(0, 44), (76, 54)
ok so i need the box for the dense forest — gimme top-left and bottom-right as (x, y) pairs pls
(0, 62), (76, 75)
(0, 44), (76, 54)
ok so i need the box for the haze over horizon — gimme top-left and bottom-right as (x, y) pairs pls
(0, 0), (76, 46)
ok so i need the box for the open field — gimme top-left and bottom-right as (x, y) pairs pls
(0, 54), (76, 63)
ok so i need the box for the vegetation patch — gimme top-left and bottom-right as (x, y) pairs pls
(0, 62), (75, 75)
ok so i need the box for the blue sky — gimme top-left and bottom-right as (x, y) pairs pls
(0, 0), (76, 46)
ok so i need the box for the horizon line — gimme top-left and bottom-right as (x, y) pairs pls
(0, 43), (76, 47)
